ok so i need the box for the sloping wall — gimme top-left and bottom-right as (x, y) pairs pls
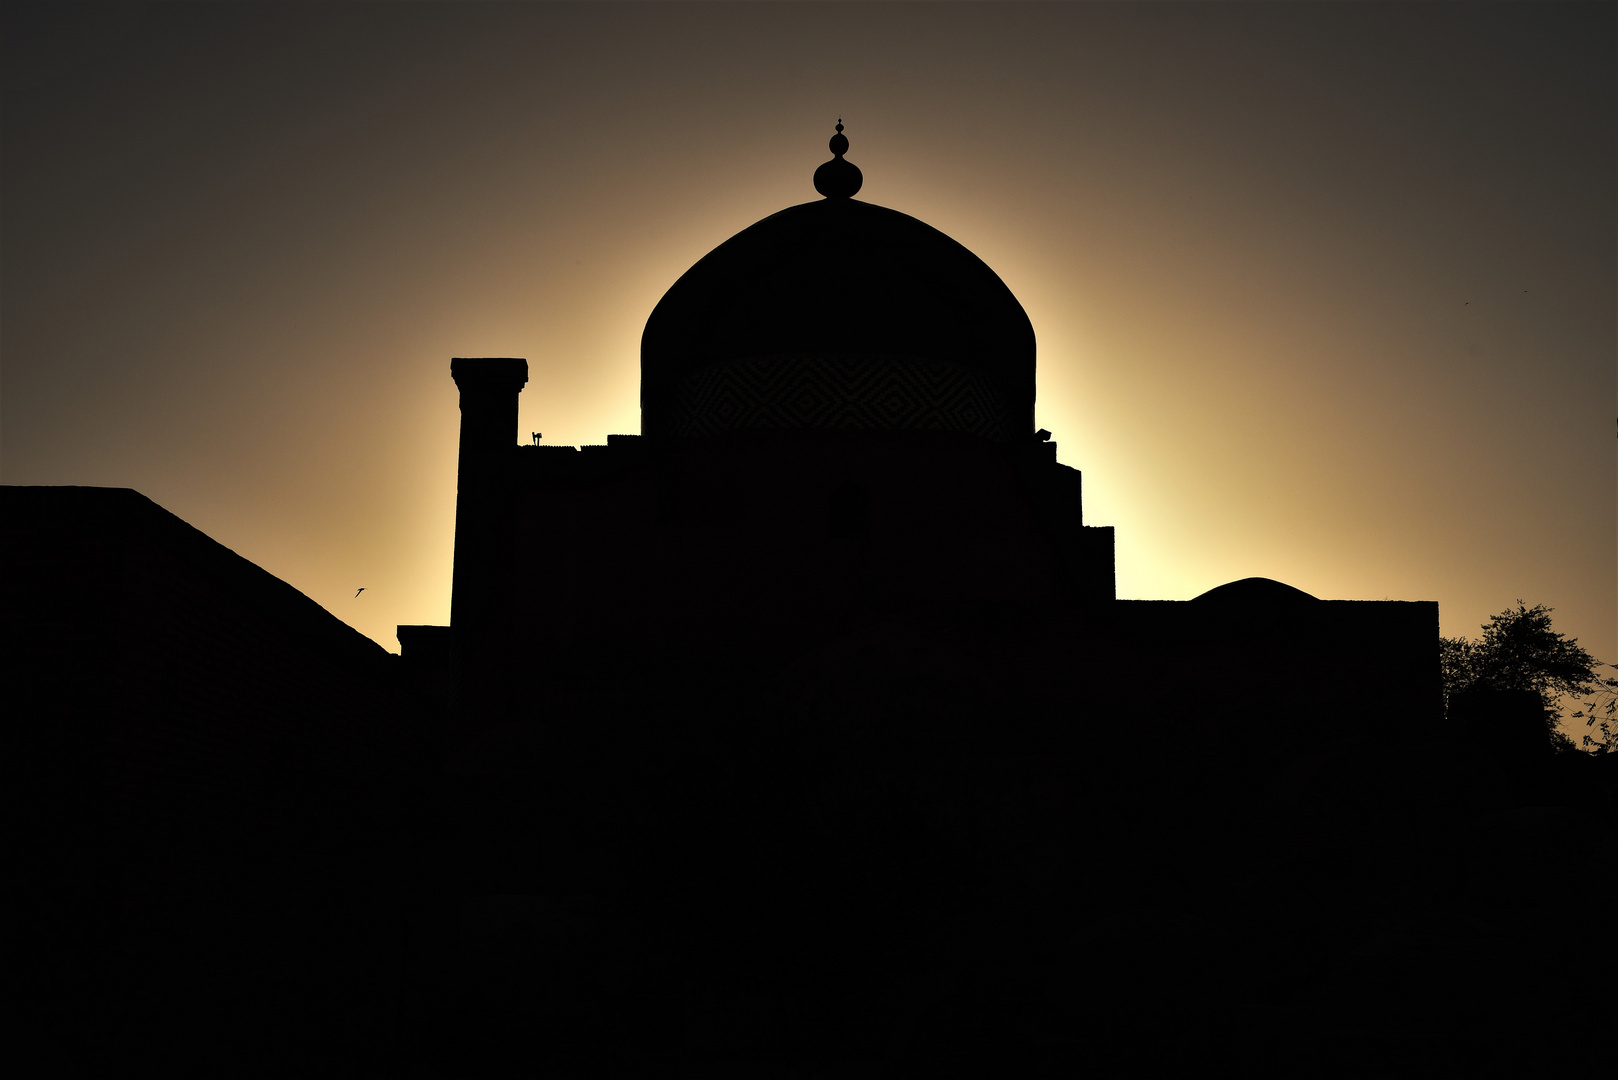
(4, 486), (424, 1073)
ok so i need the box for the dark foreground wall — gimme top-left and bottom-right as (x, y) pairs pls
(9, 487), (1612, 1076)
(4, 487), (429, 1074)
(418, 600), (1613, 1078)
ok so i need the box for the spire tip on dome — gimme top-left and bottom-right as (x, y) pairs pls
(814, 120), (862, 200)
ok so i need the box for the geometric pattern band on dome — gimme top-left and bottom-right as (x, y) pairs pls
(653, 354), (1010, 440)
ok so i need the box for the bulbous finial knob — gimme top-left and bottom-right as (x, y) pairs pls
(813, 119), (862, 199)
(829, 121), (849, 156)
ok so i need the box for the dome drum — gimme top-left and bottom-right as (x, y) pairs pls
(651, 352), (1015, 441)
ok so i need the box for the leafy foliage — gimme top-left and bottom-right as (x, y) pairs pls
(1438, 601), (1610, 754)
(1569, 664), (1618, 754)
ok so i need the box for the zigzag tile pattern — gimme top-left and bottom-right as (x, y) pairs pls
(661, 355), (1010, 441)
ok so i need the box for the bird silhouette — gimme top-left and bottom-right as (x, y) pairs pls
(355, 588), (365, 598)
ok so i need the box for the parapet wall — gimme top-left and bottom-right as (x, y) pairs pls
(1113, 595), (1442, 757)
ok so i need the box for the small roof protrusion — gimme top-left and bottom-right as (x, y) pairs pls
(813, 119), (863, 199)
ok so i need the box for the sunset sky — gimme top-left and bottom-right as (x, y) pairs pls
(3, 4), (1612, 737)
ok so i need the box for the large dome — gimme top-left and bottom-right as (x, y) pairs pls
(641, 127), (1035, 442)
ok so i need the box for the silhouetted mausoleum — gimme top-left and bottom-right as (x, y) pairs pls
(427, 125), (1438, 757)
(10, 127), (1611, 1077)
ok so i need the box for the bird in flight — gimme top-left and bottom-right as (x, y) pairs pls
(355, 588), (366, 598)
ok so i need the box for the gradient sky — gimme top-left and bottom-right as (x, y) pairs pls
(3, 3), (1613, 736)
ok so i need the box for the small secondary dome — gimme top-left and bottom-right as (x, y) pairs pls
(641, 124), (1035, 442)
(1192, 578), (1322, 606)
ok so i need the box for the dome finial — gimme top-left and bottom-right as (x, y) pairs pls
(814, 119), (862, 199)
